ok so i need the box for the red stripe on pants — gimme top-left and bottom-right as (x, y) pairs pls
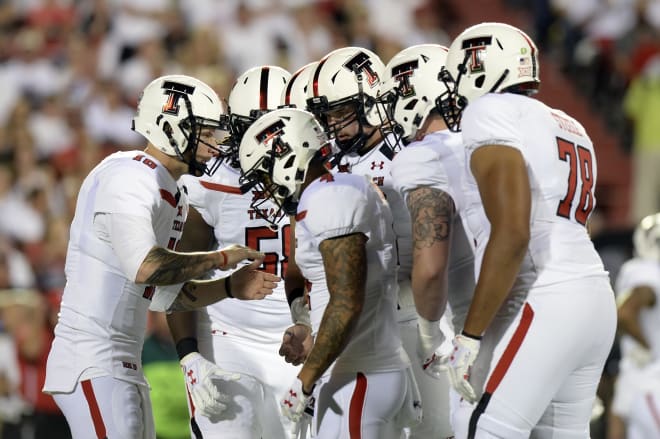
(485, 302), (535, 394)
(81, 380), (107, 439)
(349, 372), (368, 438)
(647, 393), (660, 432)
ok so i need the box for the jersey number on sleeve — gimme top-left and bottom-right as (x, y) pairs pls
(556, 137), (594, 225)
(245, 225), (291, 276)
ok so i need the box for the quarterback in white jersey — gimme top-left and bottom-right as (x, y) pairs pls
(240, 108), (421, 439)
(610, 213), (660, 439)
(43, 75), (278, 439)
(438, 23), (617, 438)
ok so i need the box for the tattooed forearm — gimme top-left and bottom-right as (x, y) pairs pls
(303, 233), (367, 382)
(167, 280), (226, 312)
(168, 294), (195, 312)
(142, 247), (218, 285)
(181, 282), (199, 302)
(407, 187), (455, 250)
(166, 283), (199, 312)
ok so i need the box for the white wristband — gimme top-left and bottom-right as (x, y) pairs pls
(290, 296), (312, 328)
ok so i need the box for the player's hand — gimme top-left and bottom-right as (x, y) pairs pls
(447, 334), (480, 403)
(180, 352), (240, 418)
(416, 318), (450, 379)
(230, 259), (280, 300)
(288, 394), (314, 439)
(281, 377), (314, 423)
(279, 324), (313, 366)
(217, 244), (265, 270)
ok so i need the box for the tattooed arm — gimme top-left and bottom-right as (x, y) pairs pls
(166, 259), (281, 312)
(407, 186), (455, 321)
(297, 232), (367, 393)
(136, 247), (224, 285)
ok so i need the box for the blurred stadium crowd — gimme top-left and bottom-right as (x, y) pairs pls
(0, 0), (656, 438)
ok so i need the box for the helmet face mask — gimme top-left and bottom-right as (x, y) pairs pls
(436, 22), (541, 132)
(239, 108), (331, 225)
(133, 75), (228, 176)
(633, 213), (660, 261)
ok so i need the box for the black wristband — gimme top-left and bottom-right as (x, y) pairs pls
(225, 276), (233, 298)
(175, 337), (198, 360)
(461, 330), (482, 341)
(286, 287), (304, 307)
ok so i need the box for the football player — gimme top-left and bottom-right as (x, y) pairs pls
(383, 43), (477, 439)
(609, 213), (660, 439)
(166, 66), (310, 439)
(437, 22), (617, 438)
(306, 46), (435, 437)
(240, 108), (421, 438)
(43, 75), (279, 439)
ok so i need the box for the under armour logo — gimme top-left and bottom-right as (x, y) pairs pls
(187, 369), (197, 385)
(289, 389), (298, 398)
(252, 189), (267, 201)
(370, 161), (384, 170)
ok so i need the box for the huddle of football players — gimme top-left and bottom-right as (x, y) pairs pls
(45, 20), (631, 439)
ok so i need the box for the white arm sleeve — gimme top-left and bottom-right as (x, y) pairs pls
(95, 212), (158, 282)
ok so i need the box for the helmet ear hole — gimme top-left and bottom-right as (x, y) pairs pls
(475, 75), (485, 88)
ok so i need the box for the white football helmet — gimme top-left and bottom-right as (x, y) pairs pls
(437, 22), (540, 131)
(380, 44), (449, 142)
(132, 74), (227, 175)
(633, 213), (660, 261)
(280, 61), (318, 109)
(239, 108), (331, 221)
(223, 65), (291, 167)
(306, 46), (387, 155)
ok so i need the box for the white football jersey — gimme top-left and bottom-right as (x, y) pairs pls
(391, 130), (476, 329)
(294, 172), (408, 374)
(461, 93), (609, 292)
(338, 140), (414, 322)
(338, 141), (412, 281)
(180, 161), (291, 345)
(615, 258), (660, 361)
(45, 151), (188, 393)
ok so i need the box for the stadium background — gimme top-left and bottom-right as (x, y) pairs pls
(0, 0), (655, 437)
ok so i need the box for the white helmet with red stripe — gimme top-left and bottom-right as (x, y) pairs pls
(280, 61), (318, 109)
(239, 108), (332, 220)
(222, 65), (291, 167)
(305, 47), (387, 154)
(437, 22), (540, 131)
(228, 65), (292, 140)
